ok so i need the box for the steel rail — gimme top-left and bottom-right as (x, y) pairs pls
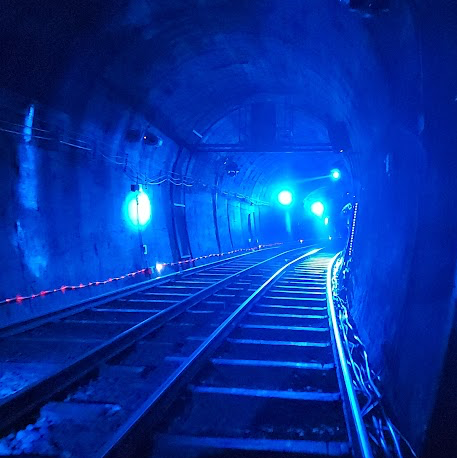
(326, 253), (373, 458)
(99, 247), (322, 458)
(0, 245), (310, 435)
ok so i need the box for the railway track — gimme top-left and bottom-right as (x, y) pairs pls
(99, 251), (373, 458)
(0, 244), (318, 456)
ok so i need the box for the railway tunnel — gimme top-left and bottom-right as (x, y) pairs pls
(0, 0), (456, 457)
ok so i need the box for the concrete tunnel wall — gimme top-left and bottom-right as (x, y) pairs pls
(1, 0), (457, 454)
(0, 91), (271, 328)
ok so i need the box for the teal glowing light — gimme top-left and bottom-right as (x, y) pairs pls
(324, 217), (329, 225)
(278, 190), (293, 206)
(311, 201), (325, 217)
(126, 188), (152, 227)
(330, 168), (341, 181)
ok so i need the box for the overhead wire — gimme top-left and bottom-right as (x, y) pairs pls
(0, 107), (270, 206)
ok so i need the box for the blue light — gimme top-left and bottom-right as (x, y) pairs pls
(330, 168), (341, 181)
(278, 190), (293, 206)
(19, 105), (38, 211)
(324, 217), (329, 225)
(311, 201), (325, 217)
(127, 188), (151, 227)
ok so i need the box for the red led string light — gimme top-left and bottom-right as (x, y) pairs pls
(1, 243), (283, 306)
(159, 243), (282, 268)
(2, 267), (153, 305)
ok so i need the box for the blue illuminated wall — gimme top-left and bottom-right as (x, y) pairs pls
(0, 94), (270, 328)
(0, 97), (169, 327)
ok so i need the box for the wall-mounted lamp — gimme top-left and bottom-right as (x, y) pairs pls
(224, 159), (240, 177)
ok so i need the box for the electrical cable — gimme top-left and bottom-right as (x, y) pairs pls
(330, 204), (417, 458)
(0, 108), (271, 206)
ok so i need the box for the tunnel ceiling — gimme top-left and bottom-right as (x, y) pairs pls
(96, 0), (390, 140)
(89, 0), (401, 192)
(198, 102), (345, 199)
(1, 0), (421, 193)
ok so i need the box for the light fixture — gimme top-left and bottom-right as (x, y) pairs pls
(126, 186), (152, 227)
(224, 159), (240, 177)
(278, 190), (293, 206)
(143, 131), (163, 147)
(310, 201), (325, 217)
(330, 168), (341, 181)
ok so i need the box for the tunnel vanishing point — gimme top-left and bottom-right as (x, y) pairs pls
(0, 1), (457, 457)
